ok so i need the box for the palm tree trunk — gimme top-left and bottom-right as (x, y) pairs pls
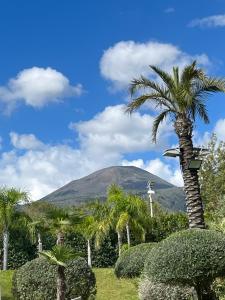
(57, 265), (66, 300)
(175, 117), (205, 229)
(37, 232), (43, 252)
(117, 231), (122, 256)
(57, 231), (65, 246)
(3, 229), (9, 271)
(126, 222), (131, 247)
(87, 239), (92, 268)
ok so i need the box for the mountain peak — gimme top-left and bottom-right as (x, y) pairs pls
(41, 166), (185, 211)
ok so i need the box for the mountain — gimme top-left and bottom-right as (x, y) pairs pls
(41, 166), (186, 211)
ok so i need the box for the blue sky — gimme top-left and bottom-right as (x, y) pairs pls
(0, 0), (225, 199)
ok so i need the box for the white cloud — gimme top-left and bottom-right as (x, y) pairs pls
(10, 132), (44, 150)
(214, 118), (225, 141)
(189, 14), (225, 28)
(100, 40), (209, 90)
(0, 104), (174, 200)
(71, 104), (173, 155)
(122, 158), (183, 187)
(0, 67), (83, 112)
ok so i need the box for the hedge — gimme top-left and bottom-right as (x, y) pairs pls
(114, 243), (156, 278)
(139, 277), (193, 300)
(12, 257), (96, 300)
(144, 229), (225, 299)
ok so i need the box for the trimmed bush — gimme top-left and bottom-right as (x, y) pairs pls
(139, 277), (193, 300)
(144, 229), (225, 299)
(12, 257), (96, 300)
(115, 243), (156, 278)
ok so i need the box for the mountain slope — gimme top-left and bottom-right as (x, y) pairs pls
(41, 166), (186, 211)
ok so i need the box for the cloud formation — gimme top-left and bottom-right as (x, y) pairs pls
(0, 105), (174, 199)
(122, 158), (183, 187)
(71, 104), (173, 155)
(100, 41), (209, 90)
(10, 132), (44, 150)
(0, 67), (83, 112)
(189, 14), (225, 28)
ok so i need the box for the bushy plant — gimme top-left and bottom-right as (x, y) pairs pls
(144, 229), (225, 299)
(12, 257), (96, 300)
(139, 277), (193, 300)
(115, 243), (156, 278)
(0, 227), (36, 269)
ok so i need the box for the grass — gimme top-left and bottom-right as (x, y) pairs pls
(0, 268), (138, 300)
(94, 268), (138, 300)
(0, 270), (14, 300)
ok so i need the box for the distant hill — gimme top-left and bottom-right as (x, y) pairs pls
(40, 166), (186, 211)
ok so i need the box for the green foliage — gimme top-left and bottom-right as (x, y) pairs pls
(145, 207), (188, 242)
(0, 226), (36, 269)
(12, 257), (96, 300)
(144, 229), (225, 292)
(200, 134), (225, 219)
(115, 243), (156, 278)
(127, 61), (225, 141)
(139, 277), (193, 300)
(66, 231), (118, 267)
(40, 244), (79, 266)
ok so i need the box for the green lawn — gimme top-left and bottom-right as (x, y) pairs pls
(0, 270), (14, 300)
(0, 268), (138, 300)
(94, 268), (138, 300)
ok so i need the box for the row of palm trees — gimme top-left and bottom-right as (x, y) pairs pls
(0, 183), (149, 270)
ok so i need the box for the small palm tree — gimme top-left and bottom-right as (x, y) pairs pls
(45, 207), (82, 245)
(0, 187), (28, 270)
(28, 219), (46, 252)
(40, 245), (79, 300)
(126, 61), (225, 229)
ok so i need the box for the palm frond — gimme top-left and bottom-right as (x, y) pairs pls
(150, 65), (175, 91)
(152, 110), (172, 143)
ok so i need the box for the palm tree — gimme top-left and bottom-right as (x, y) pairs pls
(0, 187), (28, 270)
(107, 184), (148, 254)
(126, 61), (225, 229)
(45, 207), (81, 245)
(28, 219), (46, 252)
(40, 245), (78, 300)
(78, 215), (96, 268)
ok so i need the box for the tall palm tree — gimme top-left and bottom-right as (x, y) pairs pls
(78, 215), (97, 268)
(0, 187), (28, 270)
(126, 61), (225, 229)
(40, 245), (78, 300)
(107, 184), (148, 254)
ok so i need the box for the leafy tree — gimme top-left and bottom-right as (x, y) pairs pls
(126, 61), (225, 229)
(199, 134), (225, 220)
(0, 187), (28, 270)
(40, 245), (78, 300)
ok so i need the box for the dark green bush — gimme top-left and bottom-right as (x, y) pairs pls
(114, 243), (156, 278)
(66, 230), (118, 267)
(144, 229), (225, 298)
(12, 257), (96, 300)
(0, 227), (36, 269)
(139, 277), (193, 300)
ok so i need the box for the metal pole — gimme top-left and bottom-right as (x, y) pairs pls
(149, 193), (153, 218)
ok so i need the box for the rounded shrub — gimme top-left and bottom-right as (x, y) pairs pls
(12, 257), (96, 300)
(139, 277), (193, 300)
(144, 229), (225, 299)
(115, 243), (156, 278)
